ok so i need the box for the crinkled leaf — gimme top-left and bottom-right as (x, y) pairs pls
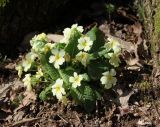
(82, 85), (96, 112)
(31, 40), (46, 53)
(87, 60), (109, 80)
(39, 54), (59, 80)
(58, 67), (75, 87)
(65, 29), (81, 57)
(86, 26), (105, 53)
(39, 84), (52, 101)
(71, 84), (97, 112)
(31, 75), (40, 86)
(95, 89), (102, 100)
(55, 43), (66, 49)
(82, 73), (90, 81)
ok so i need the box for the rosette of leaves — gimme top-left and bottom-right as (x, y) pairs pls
(16, 25), (121, 112)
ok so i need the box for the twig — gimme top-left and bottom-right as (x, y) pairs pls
(57, 114), (68, 123)
(152, 100), (160, 118)
(11, 118), (41, 127)
(74, 111), (81, 122)
(36, 107), (45, 117)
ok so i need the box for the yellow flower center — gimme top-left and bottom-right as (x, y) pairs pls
(111, 40), (118, 48)
(55, 54), (60, 60)
(107, 74), (113, 81)
(75, 77), (80, 83)
(44, 46), (50, 53)
(82, 41), (87, 47)
(56, 85), (61, 93)
(81, 53), (86, 59)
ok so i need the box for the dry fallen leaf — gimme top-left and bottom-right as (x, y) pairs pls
(118, 90), (135, 116)
(132, 22), (142, 35)
(15, 91), (36, 112)
(13, 111), (25, 122)
(0, 79), (21, 99)
(0, 83), (13, 99)
(112, 88), (137, 116)
(137, 119), (152, 126)
(4, 63), (16, 70)
(100, 22), (147, 71)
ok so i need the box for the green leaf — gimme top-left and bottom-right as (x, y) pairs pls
(87, 60), (109, 80)
(70, 88), (83, 104)
(86, 26), (105, 53)
(95, 89), (102, 100)
(39, 84), (52, 101)
(71, 84), (97, 112)
(82, 85), (96, 112)
(65, 29), (81, 58)
(82, 73), (90, 81)
(31, 40), (46, 53)
(39, 54), (59, 80)
(58, 67), (75, 87)
(105, 3), (115, 13)
(31, 75), (40, 86)
(55, 43), (66, 49)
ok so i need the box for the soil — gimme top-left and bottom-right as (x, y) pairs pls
(0, 1), (160, 127)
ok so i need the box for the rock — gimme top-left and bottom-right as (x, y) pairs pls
(47, 34), (64, 43)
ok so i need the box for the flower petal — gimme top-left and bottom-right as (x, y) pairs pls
(59, 50), (65, 57)
(69, 77), (74, 83)
(49, 55), (55, 63)
(110, 69), (116, 76)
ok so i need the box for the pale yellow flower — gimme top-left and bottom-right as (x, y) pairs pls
(43, 43), (55, 53)
(71, 24), (84, 33)
(22, 74), (32, 91)
(69, 72), (83, 88)
(26, 52), (37, 61)
(100, 69), (117, 89)
(76, 51), (89, 67)
(33, 33), (48, 42)
(49, 49), (65, 69)
(77, 36), (93, 51)
(64, 53), (71, 62)
(22, 60), (32, 72)
(36, 68), (43, 78)
(30, 33), (48, 52)
(22, 52), (37, 72)
(105, 37), (121, 53)
(108, 53), (121, 67)
(15, 65), (23, 78)
(60, 24), (83, 44)
(61, 96), (68, 105)
(52, 78), (66, 100)
(60, 28), (71, 43)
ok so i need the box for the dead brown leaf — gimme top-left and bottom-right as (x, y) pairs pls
(4, 63), (16, 70)
(0, 79), (21, 99)
(13, 111), (25, 122)
(132, 22), (142, 35)
(137, 118), (152, 126)
(113, 89), (136, 116)
(14, 91), (36, 112)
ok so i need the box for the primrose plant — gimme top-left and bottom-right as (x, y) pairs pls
(16, 24), (122, 112)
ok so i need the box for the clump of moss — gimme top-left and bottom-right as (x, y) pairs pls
(152, 0), (160, 68)
(154, 2), (160, 35)
(138, 81), (152, 92)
